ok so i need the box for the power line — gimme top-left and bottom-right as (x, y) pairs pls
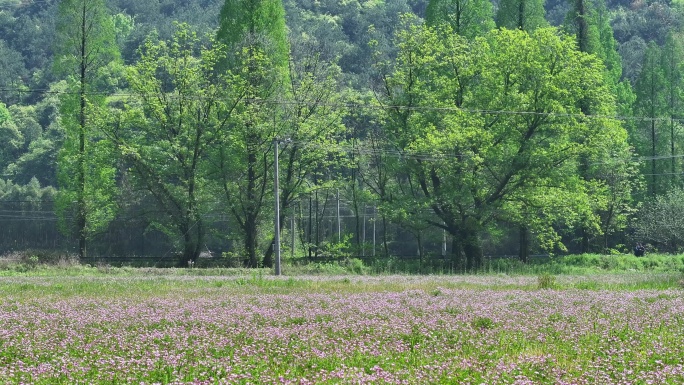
(3, 88), (684, 167)
(2, 86), (684, 123)
(642, 172), (684, 176)
(286, 139), (684, 166)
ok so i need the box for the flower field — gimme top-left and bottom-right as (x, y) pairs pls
(0, 274), (683, 384)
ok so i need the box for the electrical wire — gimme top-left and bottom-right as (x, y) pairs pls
(1, 85), (683, 166)
(0, 86), (682, 123)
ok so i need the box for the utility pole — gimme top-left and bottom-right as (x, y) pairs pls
(291, 207), (295, 259)
(274, 138), (281, 275)
(362, 204), (366, 257)
(336, 188), (341, 243)
(372, 206), (376, 257)
(273, 138), (290, 276)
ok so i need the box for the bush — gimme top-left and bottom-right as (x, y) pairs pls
(537, 274), (557, 289)
(634, 189), (684, 252)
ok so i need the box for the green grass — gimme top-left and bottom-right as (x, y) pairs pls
(0, 260), (682, 384)
(0, 272), (682, 384)
(0, 270), (681, 301)
(4, 250), (684, 276)
(0, 251), (683, 298)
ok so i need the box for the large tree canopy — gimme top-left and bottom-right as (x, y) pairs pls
(374, 23), (631, 268)
(109, 24), (239, 263)
(1, 0), (680, 262)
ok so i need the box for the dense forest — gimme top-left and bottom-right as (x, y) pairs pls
(0, 0), (683, 269)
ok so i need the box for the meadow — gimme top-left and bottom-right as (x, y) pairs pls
(0, 257), (683, 384)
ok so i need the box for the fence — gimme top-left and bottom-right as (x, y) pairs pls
(0, 190), (548, 267)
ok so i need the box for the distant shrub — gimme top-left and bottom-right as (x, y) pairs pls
(472, 316), (495, 330)
(342, 258), (366, 274)
(537, 274), (557, 289)
(634, 188), (684, 252)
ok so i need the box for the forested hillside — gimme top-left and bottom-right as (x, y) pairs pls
(0, 0), (683, 269)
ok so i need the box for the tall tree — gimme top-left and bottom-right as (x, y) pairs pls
(0, 39), (27, 105)
(565, 0), (598, 54)
(425, 0), (495, 38)
(661, 32), (684, 188)
(110, 24), (239, 264)
(496, 0), (548, 31)
(563, 0), (635, 253)
(375, 24), (630, 269)
(634, 42), (667, 197)
(216, 0), (289, 78)
(0, 103), (22, 173)
(260, 41), (347, 267)
(53, 0), (119, 258)
(566, 0), (598, 254)
(216, 0), (290, 267)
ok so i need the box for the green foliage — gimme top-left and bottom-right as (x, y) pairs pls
(217, 0), (289, 79)
(0, 39), (27, 104)
(537, 273), (557, 289)
(53, 0), (121, 258)
(496, 0), (548, 31)
(0, 0), (680, 263)
(426, 0), (495, 38)
(215, 0), (293, 267)
(320, 233), (354, 258)
(375, 24), (631, 265)
(211, 45), (284, 267)
(116, 23), (237, 262)
(471, 316), (495, 329)
(634, 188), (684, 252)
(657, 32), (684, 190)
(555, 253), (684, 272)
(56, 96), (118, 241)
(611, 0), (683, 53)
(54, 0), (119, 80)
(0, 179), (58, 254)
(633, 42), (669, 197)
(283, 259), (370, 275)
(0, 102), (23, 171)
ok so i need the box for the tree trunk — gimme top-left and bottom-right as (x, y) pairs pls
(671, 117), (676, 186)
(263, 243), (273, 268)
(450, 237), (463, 272)
(416, 232), (423, 273)
(575, 0), (589, 53)
(183, 232), (197, 264)
(575, 0), (592, 255)
(463, 240), (482, 271)
(651, 119), (657, 196)
(518, 225), (529, 263)
(308, 194), (313, 258)
(245, 131), (260, 268)
(180, 218), (203, 264)
(581, 228), (589, 254)
(262, 209), (288, 267)
(315, 190), (320, 257)
(462, 218), (483, 271)
(245, 214), (258, 267)
(352, 184), (361, 256)
(382, 214), (390, 257)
